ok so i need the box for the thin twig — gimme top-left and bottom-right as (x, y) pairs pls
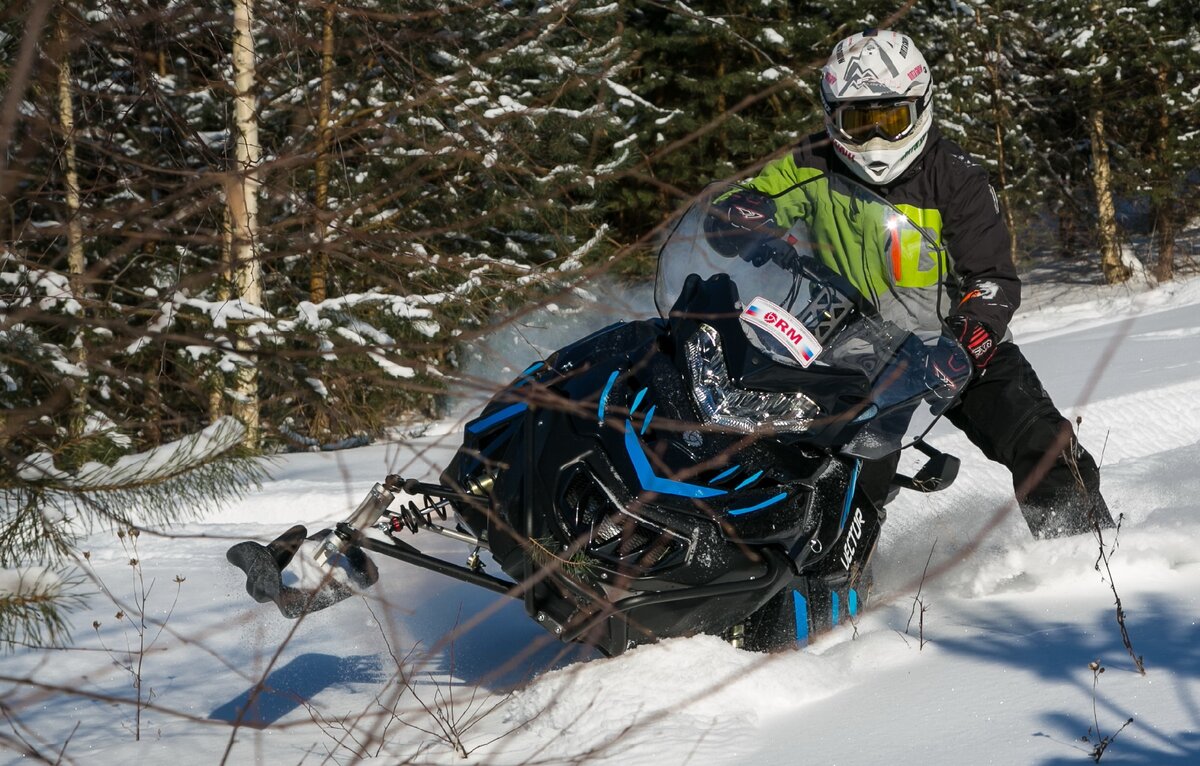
(905, 538), (937, 635)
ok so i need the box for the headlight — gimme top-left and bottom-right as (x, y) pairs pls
(684, 324), (820, 434)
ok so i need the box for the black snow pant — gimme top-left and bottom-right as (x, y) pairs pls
(944, 341), (1114, 539)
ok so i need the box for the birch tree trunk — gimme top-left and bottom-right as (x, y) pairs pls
(1152, 67), (1175, 282)
(229, 0), (263, 447)
(57, 19), (87, 439)
(1087, 78), (1129, 285)
(311, 1), (334, 304)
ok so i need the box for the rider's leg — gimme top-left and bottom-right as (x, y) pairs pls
(944, 342), (1114, 539)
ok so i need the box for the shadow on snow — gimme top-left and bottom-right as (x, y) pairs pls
(208, 653), (385, 728)
(933, 592), (1200, 764)
(399, 574), (601, 691)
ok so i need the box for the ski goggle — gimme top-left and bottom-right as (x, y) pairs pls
(829, 99), (921, 142)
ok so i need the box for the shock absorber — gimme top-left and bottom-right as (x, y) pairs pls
(314, 481), (397, 566)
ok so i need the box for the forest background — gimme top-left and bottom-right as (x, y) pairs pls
(2, 0), (1199, 646)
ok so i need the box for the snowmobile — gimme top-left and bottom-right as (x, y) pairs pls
(228, 175), (971, 655)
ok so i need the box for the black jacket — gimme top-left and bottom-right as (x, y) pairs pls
(758, 126), (1021, 337)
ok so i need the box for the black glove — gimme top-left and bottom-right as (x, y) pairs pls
(924, 334), (973, 399)
(721, 189), (780, 233)
(744, 237), (801, 269)
(945, 314), (998, 373)
(706, 189), (786, 260)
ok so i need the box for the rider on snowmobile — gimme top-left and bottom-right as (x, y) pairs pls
(707, 30), (1113, 540)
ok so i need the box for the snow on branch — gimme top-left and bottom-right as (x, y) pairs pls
(0, 261), (83, 316)
(16, 417), (248, 492)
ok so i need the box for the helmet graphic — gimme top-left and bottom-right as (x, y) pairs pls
(820, 31), (933, 185)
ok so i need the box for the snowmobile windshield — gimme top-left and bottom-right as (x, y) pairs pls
(654, 176), (971, 458)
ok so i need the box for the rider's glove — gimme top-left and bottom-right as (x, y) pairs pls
(721, 189), (780, 234)
(744, 237), (800, 269)
(945, 314), (998, 374)
(706, 189), (787, 261)
(924, 334), (973, 400)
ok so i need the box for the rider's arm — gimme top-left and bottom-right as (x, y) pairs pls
(940, 152), (1021, 340)
(737, 153), (824, 228)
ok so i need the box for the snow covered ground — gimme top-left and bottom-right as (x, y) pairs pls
(6, 268), (1200, 765)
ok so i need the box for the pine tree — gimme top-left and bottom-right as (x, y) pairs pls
(232, 0), (649, 441)
(1029, 0), (1137, 281)
(924, 0), (1044, 265)
(0, 1), (262, 650)
(615, 0), (832, 243)
(1100, 0), (1200, 281)
(3, 1), (648, 456)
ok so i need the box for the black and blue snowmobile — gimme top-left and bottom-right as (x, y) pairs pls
(228, 175), (971, 656)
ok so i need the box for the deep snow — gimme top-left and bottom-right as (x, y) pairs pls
(5, 267), (1200, 765)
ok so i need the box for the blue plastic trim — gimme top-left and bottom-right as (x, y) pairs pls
(709, 464), (741, 484)
(640, 405), (656, 435)
(623, 421), (727, 499)
(831, 591), (840, 626)
(630, 387), (648, 416)
(598, 370), (620, 423)
(734, 470), (764, 491)
(851, 403), (878, 423)
(512, 361), (545, 388)
(849, 588), (859, 617)
(839, 459), (862, 530)
(793, 591), (809, 643)
(465, 402), (528, 434)
(727, 492), (788, 516)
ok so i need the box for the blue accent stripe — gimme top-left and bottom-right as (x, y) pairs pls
(512, 361), (545, 388)
(598, 371), (620, 423)
(630, 387), (648, 416)
(849, 588), (859, 617)
(466, 402), (528, 434)
(727, 491), (788, 516)
(640, 405), (656, 435)
(839, 459), (862, 531)
(709, 464), (741, 485)
(624, 421), (727, 499)
(793, 591), (809, 643)
(734, 470), (764, 491)
(831, 591), (840, 627)
(851, 403), (878, 423)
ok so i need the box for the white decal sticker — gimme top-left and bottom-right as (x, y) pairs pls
(741, 296), (824, 367)
(974, 280), (1000, 301)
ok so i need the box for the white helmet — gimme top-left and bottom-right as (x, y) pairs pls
(820, 31), (933, 185)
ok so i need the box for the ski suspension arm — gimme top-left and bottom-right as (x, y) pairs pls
(367, 475), (491, 550)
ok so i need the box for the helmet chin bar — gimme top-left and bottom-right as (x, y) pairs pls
(827, 111), (931, 186)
